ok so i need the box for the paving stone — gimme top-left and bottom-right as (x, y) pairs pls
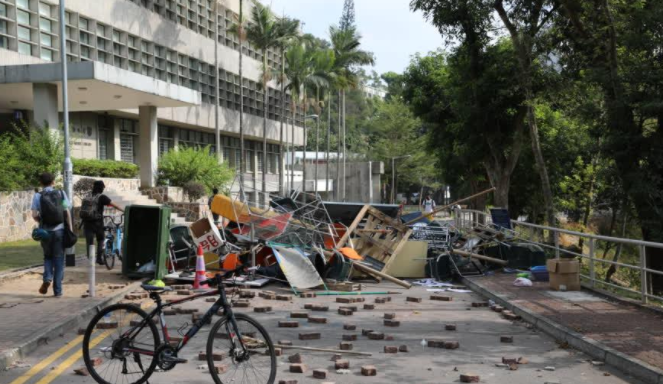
(361, 328), (374, 336)
(363, 304), (375, 310)
(342, 334), (357, 341)
(239, 290), (256, 298)
(355, 297), (365, 302)
(367, 332), (385, 340)
(384, 319), (400, 327)
(445, 324), (457, 331)
(406, 296), (422, 303)
(427, 339), (445, 348)
(288, 353), (303, 364)
(500, 335), (514, 343)
(279, 321), (300, 328)
(399, 345), (409, 352)
(472, 302), (488, 308)
(338, 308), (353, 316)
(259, 291), (276, 300)
(340, 305), (358, 312)
(254, 306), (272, 313)
(334, 359), (350, 369)
(444, 341), (460, 349)
(336, 297), (354, 304)
(304, 303), (315, 309)
(312, 369), (328, 379)
(431, 295), (453, 301)
(460, 373), (480, 383)
(375, 298), (387, 304)
(299, 332), (321, 340)
(384, 346), (398, 354)
(274, 348), (283, 356)
(291, 311), (309, 319)
(384, 313), (396, 320)
(308, 316), (328, 324)
(232, 299), (250, 308)
(361, 365), (377, 376)
(311, 305), (329, 312)
(344, 324), (357, 331)
(290, 364), (307, 373)
(339, 342), (353, 351)
(276, 294), (292, 301)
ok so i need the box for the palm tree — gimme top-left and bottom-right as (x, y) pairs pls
(273, 17), (301, 195)
(244, 3), (280, 201)
(284, 44), (333, 197)
(329, 26), (374, 201)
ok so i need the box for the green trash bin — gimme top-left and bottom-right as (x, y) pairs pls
(122, 205), (172, 280)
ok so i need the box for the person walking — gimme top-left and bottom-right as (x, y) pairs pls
(81, 180), (123, 265)
(421, 193), (436, 216)
(31, 172), (72, 297)
(208, 187), (219, 224)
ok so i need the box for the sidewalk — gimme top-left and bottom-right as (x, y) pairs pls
(0, 258), (141, 370)
(464, 273), (663, 384)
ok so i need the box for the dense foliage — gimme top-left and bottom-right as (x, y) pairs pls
(0, 125), (63, 191)
(157, 146), (234, 193)
(73, 159), (139, 179)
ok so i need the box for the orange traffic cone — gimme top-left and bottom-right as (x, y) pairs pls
(193, 244), (209, 289)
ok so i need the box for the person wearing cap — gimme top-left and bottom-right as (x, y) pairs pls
(31, 172), (72, 297)
(82, 180), (124, 265)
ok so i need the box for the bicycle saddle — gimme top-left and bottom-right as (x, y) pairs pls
(141, 284), (173, 292)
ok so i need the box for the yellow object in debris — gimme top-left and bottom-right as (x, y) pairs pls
(211, 194), (251, 223)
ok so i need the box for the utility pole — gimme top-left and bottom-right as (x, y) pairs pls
(214, 0), (221, 163)
(326, 91), (331, 199)
(238, 0), (245, 199)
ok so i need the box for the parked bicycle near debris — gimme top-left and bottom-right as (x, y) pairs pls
(102, 215), (123, 270)
(81, 266), (277, 384)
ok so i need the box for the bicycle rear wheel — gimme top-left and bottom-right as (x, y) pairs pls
(207, 313), (276, 384)
(103, 244), (115, 270)
(83, 303), (160, 384)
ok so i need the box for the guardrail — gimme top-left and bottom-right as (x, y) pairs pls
(455, 209), (663, 304)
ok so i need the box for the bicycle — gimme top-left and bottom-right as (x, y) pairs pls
(101, 215), (124, 270)
(81, 267), (276, 384)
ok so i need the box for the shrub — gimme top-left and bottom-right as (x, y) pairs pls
(183, 181), (207, 202)
(0, 124), (63, 191)
(157, 146), (234, 192)
(73, 159), (139, 178)
(73, 177), (96, 199)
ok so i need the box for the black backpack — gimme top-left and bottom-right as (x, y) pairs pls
(80, 193), (102, 222)
(40, 190), (65, 227)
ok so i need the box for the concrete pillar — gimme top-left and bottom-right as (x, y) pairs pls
(138, 106), (158, 188)
(32, 83), (59, 130)
(172, 127), (179, 150)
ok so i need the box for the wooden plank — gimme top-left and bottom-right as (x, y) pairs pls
(380, 227), (413, 275)
(352, 262), (412, 289)
(336, 205), (369, 249)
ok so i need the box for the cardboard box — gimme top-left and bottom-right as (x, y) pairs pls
(190, 213), (224, 252)
(546, 258), (580, 291)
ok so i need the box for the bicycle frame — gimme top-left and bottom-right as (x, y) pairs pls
(123, 284), (247, 357)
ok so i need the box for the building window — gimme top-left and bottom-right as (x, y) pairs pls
(0, 4), (7, 18)
(80, 46), (90, 58)
(79, 17), (89, 31)
(17, 10), (31, 25)
(17, 0), (29, 10)
(79, 31), (90, 45)
(120, 119), (138, 164)
(39, 18), (52, 32)
(18, 26), (31, 41)
(18, 42), (32, 55)
(40, 33), (52, 47)
(98, 129), (109, 160)
(39, 3), (51, 17)
(40, 48), (53, 61)
(0, 36), (7, 49)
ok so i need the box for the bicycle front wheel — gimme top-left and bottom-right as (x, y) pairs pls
(207, 313), (276, 384)
(103, 244), (115, 270)
(83, 303), (160, 384)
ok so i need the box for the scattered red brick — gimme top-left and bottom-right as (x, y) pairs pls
(338, 308), (353, 316)
(299, 332), (321, 340)
(445, 324), (457, 331)
(342, 334), (357, 341)
(335, 359), (350, 369)
(472, 302), (488, 308)
(384, 313), (396, 320)
(363, 304), (375, 310)
(290, 364), (307, 373)
(339, 342), (353, 351)
(288, 353), (303, 364)
(96, 322), (118, 330)
(384, 346), (398, 354)
(399, 345), (409, 352)
(384, 319), (400, 327)
(279, 321), (300, 328)
(308, 316), (327, 324)
(431, 295), (453, 302)
(214, 365), (229, 374)
(73, 367), (89, 376)
(239, 290), (256, 298)
(312, 369), (328, 379)
(460, 373), (480, 383)
(406, 297), (422, 303)
(367, 332), (385, 340)
(276, 295), (292, 301)
(500, 336), (514, 343)
(311, 305), (329, 312)
(291, 311), (309, 319)
(361, 365), (377, 376)
(344, 324), (357, 331)
(254, 306), (272, 313)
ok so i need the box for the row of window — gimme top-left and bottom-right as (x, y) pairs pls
(1, 0), (58, 60)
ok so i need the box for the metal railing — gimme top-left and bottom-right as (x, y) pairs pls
(455, 209), (663, 304)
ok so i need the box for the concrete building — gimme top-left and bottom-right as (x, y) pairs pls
(0, 0), (306, 198)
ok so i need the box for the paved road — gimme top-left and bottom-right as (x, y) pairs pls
(0, 283), (644, 384)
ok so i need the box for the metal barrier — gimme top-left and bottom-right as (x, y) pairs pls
(454, 209), (663, 304)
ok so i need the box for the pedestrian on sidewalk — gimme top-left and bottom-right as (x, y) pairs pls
(31, 172), (72, 297)
(81, 180), (123, 265)
(421, 193), (436, 216)
(208, 187), (219, 224)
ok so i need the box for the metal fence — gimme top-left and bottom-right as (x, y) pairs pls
(454, 209), (663, 304)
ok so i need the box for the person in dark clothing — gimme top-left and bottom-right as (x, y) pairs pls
(82, 180), (123, 265)
(208, 187), (219, 224)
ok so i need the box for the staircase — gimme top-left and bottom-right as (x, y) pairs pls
(104, 190), (190, 226)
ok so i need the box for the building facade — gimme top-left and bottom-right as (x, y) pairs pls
(0, 0), (306, 196)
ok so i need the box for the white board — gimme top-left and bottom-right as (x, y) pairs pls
(272, 246), (325, 290)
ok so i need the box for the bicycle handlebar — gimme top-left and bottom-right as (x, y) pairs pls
(201, 264), (246, 287)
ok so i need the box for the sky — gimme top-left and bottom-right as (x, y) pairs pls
(267, 0), (444, 76)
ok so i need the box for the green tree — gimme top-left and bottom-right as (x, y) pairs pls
(339, 0), (356, 31)
(157, 146), (234, 192)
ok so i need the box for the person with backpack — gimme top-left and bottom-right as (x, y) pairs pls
(31, 172), (72, 297)
(81, 180), (123, 265)
(421, 193), (437, 216)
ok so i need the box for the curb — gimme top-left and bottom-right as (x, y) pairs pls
(0, 280), (142, 371)
(463, 276), (663, 384)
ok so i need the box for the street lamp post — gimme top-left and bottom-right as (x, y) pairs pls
(391, 155), (411, 204)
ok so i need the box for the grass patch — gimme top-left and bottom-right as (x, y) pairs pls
(0, 239), (87, 271)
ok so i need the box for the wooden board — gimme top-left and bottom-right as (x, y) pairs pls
(384, 241), (429, 279)
(335, 205), (413, 279)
